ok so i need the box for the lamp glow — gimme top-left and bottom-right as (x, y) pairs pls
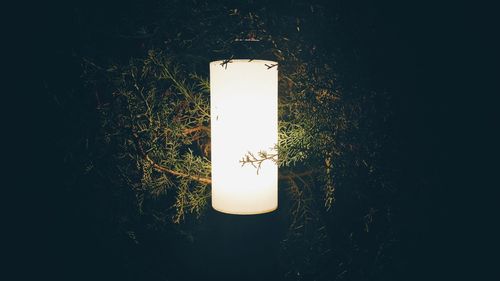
(210, 59), (278, 215)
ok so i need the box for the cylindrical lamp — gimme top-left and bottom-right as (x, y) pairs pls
(210, 59), (278, 214)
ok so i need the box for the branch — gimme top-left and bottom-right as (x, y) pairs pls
(147, 155), (314, 184)
(278, 170), (314, 180)
(145, 155), (212, 185)
(182, 126), (210, 135)
(132, 132), (211, 184)
(133, 132), (314, 185)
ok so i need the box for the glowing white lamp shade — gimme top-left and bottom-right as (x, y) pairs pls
(210, 59), (278, 215)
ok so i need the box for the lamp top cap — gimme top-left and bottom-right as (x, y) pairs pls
(210, 59), (278, 65)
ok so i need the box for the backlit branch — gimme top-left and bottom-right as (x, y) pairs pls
(240, 150), (278, 174)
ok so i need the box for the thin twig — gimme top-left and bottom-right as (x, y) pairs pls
(220, 56), (234, 69)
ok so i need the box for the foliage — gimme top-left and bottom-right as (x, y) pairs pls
(97, 51), (212, 223)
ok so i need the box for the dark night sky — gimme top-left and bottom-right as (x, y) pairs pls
(8, 0), (478, 280)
